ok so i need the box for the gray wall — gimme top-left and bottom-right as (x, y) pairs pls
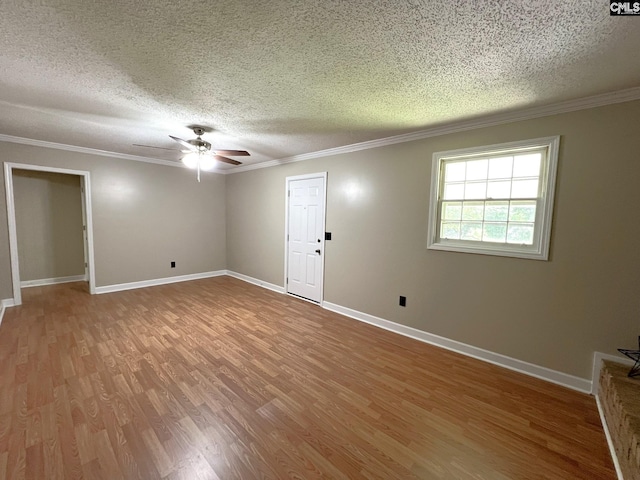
(0, 144), (227, 297)
(226, 100), (640, 380)
(13, 169), (85, 281)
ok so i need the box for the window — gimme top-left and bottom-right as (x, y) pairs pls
(427, 136), (559, 260)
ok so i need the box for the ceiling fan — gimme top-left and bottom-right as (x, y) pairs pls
(134, 126), (250, 181)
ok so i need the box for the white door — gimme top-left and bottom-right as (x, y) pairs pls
(286, 174), (326, 303)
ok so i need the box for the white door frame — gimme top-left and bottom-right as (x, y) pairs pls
(4, 162), (97, 305)
(284, 172), (327, 305)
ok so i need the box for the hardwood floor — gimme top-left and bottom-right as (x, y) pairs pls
(0, 277), (614, 479)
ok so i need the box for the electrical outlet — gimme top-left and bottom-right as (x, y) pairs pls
(171, 261), (176, 268)
(399, 296), (406, 307)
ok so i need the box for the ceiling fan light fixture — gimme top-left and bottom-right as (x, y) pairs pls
(168, 126), (249, 181)
(182, 152), (200, 169)
(199, 155), (216, 171)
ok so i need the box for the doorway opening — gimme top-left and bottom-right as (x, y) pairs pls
(4, 163), (96, 306)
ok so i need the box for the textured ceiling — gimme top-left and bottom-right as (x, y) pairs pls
(1, 1), (639, 170)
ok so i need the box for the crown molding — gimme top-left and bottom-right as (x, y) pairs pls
(0, 133), (184, 169)
(227, 86), (640, 174)
(1, 87), (639, 175)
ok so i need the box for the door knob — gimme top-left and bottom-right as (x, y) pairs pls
(315, 249), (321, 255)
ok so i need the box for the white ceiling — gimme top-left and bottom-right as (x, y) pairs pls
(1, 1), (639, 170)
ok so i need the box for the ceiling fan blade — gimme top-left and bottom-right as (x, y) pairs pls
(133, 144), (181, 151)
(214, 155), (242, 165)
(169, 135), (197, 151)
(213, 150), (250, 156)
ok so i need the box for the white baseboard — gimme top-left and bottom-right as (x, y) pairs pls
(95, 270), (227, 294)
(21, 274), (87, 288)
(0, 298), (16, 328)
(591, 352), (635, 395)
(226, 271), (285, 294)
(323, 301), (592, 393)
(0, 299), (14, 307)
(596, 394), (625, 480)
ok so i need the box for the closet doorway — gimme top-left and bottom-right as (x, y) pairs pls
(4, 163), (96, 306)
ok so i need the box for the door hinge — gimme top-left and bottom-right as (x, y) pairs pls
(288, 190), (290, 197)
(83, 225), (86, 231)
(286, 277), (288, 284)
(287, 234), (289, 241)
(84, 262), (87, 268)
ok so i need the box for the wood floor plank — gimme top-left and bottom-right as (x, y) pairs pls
(25, 442), (44, 480)
(52, 384), (83, 480)
(41, 432), (65, 479)
(140, 428), (173, 477)
(94, 429), (124, 480)
(120, 422), (160, 480)
(0, 278), (616, 479)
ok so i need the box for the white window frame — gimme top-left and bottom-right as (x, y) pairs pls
(427, 136), (560, 260)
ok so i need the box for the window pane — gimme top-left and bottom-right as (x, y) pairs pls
(441, 222), (460, 239)
(466, 159), (488, 180)
(464, 182), (487, 199)
(482, 223), (507, 243)
(445, 162), (466, 182)
(511, 179), (538, 198)
(488, 156), (513, 179)
(509, 201), (537, 222)
(507, 224), (534, 245)
(484, 201), (509, 221)
(462, 202), (484, 220)
(487, 180), (511, 199)
(513, 153), (541, 177)
(444, 182), (464, 200)
(442, 202), (462, 220)
(461, 222), (482, 241)
(430, 137), (557, 259)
